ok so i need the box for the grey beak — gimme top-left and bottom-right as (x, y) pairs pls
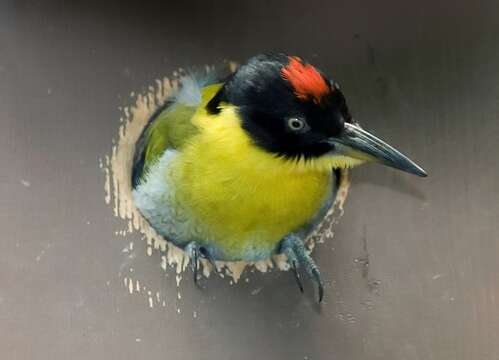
(328, 123), (428, 177)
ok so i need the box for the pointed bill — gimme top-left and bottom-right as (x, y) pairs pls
(328, 123), (427, 177)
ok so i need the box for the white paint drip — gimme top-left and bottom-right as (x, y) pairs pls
(128, 278), (134, 294)
(148, 291), (153, 308)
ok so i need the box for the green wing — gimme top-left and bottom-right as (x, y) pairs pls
(145, 103), (199, 162)
(132, 83), (223, 188)
(132, 102), (198, 188)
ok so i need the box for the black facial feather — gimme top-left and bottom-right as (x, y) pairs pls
(207, 54), (352, 159)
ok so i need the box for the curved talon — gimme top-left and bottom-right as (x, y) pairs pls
(192, 245), (199, 285)
(185, 243), (219, 285)
(291, 261), (304, 293)
(280, 234), (325, 303)
(312, 267), (324, 303)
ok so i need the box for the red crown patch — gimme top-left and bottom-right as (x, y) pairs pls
(281, 56), (330, 103)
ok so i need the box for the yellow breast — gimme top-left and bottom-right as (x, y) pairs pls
(170, 101), (333, 260)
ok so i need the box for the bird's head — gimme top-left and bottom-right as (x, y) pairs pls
(207, 54), (427, 176)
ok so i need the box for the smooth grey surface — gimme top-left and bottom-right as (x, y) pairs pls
(1, 1), (499, 359)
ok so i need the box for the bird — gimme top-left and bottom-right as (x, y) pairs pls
(131, 54), (427, 302)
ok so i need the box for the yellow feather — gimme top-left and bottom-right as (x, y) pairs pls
(166, 87), (359, 259)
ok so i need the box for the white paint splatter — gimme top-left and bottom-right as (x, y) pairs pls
(148, 291), (153, 308)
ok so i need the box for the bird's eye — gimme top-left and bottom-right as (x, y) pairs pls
(287, 117), (307, 132)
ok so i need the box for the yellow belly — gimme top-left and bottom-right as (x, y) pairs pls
(169, 105), (333, 260)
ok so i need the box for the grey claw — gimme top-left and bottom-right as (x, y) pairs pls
(291, 261), (304, 293)
(312, 267), (324, 303)
(191, 246), (199, 285)
(280, 234), (325, 303)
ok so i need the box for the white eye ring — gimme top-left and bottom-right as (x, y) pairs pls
(287, 117), (306, 131)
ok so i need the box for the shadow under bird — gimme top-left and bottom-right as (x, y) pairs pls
(131, 54), (427, 302)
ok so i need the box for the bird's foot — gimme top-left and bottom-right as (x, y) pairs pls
(184, 242), (217, 285)
(279, 234), (324, 303)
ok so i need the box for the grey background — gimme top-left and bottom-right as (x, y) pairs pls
(1, 0), (499, 359)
